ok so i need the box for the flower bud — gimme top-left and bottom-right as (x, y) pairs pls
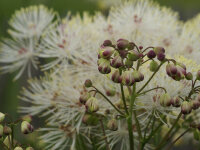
(119, 50), (128, 58)
(111, 55), (123, 68)
(127, 50), (140, 61)
(103, 40), (112, 47)
(82, 113), (99, 126)
(99, 47), (114, 59)
(125, 59), (133, 68)
(22, 115), (32, 123)
(117, 39), (129, 50)
(105, 89), (116, 97)
(0, 112), (5, 123)
(98, 58), (111, 74)
(3, 126), (12, 135)
(133, 71), (144, 82)
(191, 100), (200, 110)
(3, 137), (10, 148)
(111, 70), (122, 83)
(196, 70), (200, 80)
(122, 71), (135, 86)
(160, 93), (171, 107)
(14, 147), (23, 150)
(181, 101), (192, 114)
(166, 64), (177, 76)
(107, 119), (118, 131)
(154, 47), (165, 54)
(157, 52), (165, 61)
(21, 121), (34, 134)
(128, 42), (135, 50)
(84, 79), (92, 88)
(185, 72), (193, 80)
(79, 93), (91, 104)
(149, 61), (159, 72)
(85, 97), (99, 113)
(26, 147), (34, 150)
(0, 124), (3, 138)
(171, 97), (181, 107)
(147, 50), (156, 59)
(176, 62), (186, 71)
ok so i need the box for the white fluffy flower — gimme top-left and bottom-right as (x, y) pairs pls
(8, 5), (55, 38)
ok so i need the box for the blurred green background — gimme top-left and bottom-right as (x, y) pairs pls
(0, 0), (199, 149)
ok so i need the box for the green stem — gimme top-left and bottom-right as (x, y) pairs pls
(137, 62), (165, 94)
(127, 84), (136, 150)
(133, 110), (142, 147)
(143, 114), (154, 139)
(155, 112), (182, 150)
(120, 83), (129, 115)
(93, 86), (125, 116)
(100, 119), (110, 150)
(138, 87), (167, 95)
(166, 128), (190, 150)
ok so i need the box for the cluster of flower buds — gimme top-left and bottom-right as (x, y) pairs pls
(98, 39), (147, 86)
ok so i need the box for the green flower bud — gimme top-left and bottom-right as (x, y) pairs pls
(127, 50), (140, 61)
(82, 113), (99, 126)
(160, 93), (171, 107)
(26, 147), (34, 150)
(22, 115), (32, 123)
(99, 47), (114, 59)
(98, 58), (111, 74)
(111, 55), (123, 68)
(0, 124), (3, 138)
(3, 126), (12, 135)
(122, 71), (135, 86)
(128, 42), (135, 50)
(21, 121), (34, 134)
(125, 59), (133, 68)
(79, 93), (91, 104)
(85, 97), (99, 113)
(111, 70), (122, 83)
(176, 62), (186, 71)
(153, 47), (165, 55)
(181, 101), (192, 115)
(84, 79), (92, 88)
(133, 70), (144, 82)
(185, 72), (193, 80)
(107, 119), (118, 131)
(0, 112), (5, 123)
(149, 60), (159, 72)
(14, 147), (23, 150)
(196, 70), (200, 80)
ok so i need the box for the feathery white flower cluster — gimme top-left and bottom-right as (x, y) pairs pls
(1, 0), (200, 150)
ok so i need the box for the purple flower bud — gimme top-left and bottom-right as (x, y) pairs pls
(103, 40), (112, 47)
(185, 72), (193, 80)
(122, 71), (135, 86)
(160, 93), (171, 107)
(147, 50), (156, 59)
(21, 121), (33, 134)
(111, 55), (123, 68)
(171, 97), (181, 107)
(133, 70), (144, 82)
(176, 62), (186, 71)
(117, 39), (129, 50)
(157, 52), (165, 61)
(139, 46), (143, 50)
(127, 50), (140, 61)
(119, 50), (128, 58)
(111, 70), (122, 83)
(191, 100), (200, 110)
(181, 101), (192, 115)
(99, 47), (114, 59)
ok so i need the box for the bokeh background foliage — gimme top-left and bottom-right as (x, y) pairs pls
(0, 0), (199, 149)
